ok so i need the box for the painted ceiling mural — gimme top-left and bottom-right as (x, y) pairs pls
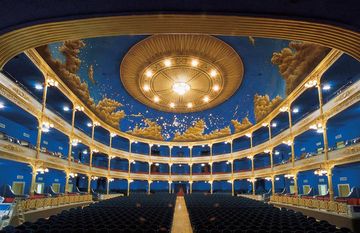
(36, 35), (329, 141)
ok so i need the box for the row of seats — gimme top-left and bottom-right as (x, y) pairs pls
(1, 193), (176, 233)
(185, 194), (353, 233)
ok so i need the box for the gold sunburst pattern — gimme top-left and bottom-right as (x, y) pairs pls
(120, 34), (244, 113)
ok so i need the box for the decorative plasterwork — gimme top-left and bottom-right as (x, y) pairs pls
(120, 34), (243, 113)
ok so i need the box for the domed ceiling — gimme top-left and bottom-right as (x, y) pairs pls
(36, 34), (330, 141)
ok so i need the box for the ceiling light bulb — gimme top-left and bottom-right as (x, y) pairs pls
(143, 84), (150, 91)
(172, 82), (190, 95)
(164, 59), (172, 67)
(63, 106), (70, 112)
(170, 102), (175, 108)
(191, 59), (199, 67)
(323, 84), (331, 90)
(212, 84), (220, 91)
(0, 102), (4, 109)
(87, 122), (92, 127)
(203, 96), (209, 103)
(35, 83), (43, 90)
(292, 107), (299, 113)
(187, 103), (193, 108)
(153, 96), (160, 103)
(272, 122), (277, 127)
(210, 69), (217, 77)
(145, 70), (153, 78)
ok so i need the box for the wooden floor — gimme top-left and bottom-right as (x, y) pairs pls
(171, 196), (193, 233)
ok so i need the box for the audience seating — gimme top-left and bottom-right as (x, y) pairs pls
(1, 193), (176, 233)
(185, 194), (353, 233)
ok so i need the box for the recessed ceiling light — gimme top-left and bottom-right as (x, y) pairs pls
(145, 70), (153, 78)
(323, 84), (331, 90)
(153, 96), (160, 103)
(87, 122), (92, 127)
(210, 69), (217, 77)
(212, 84), (220, 91)
(143, 84), (150, 91)
(170, 102), (175, 108)
(35, 83), (43, 90)
(63, 106), (70, 112)
(187, 102), (193, 108)
(191, 59), (199, 67)
(164, 59), (172, 67)
(203, 96), (209, 103)
(0, 102), (4, 109)
(292, 107), (299, 113)
(272, 122), (277, 127)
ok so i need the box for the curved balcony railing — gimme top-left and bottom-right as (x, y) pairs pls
(0, 70), (359, 168)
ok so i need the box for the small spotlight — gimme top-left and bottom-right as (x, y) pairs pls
(0, 102), (4, 109)
(274, 151), (280, 155)
(164, 59), (172, 67)
(145, 70), (153, 78)
(170, 102), (175, 108)
(153, 96), (160, 103)
(35, 83), (43, 90)
(143, 84), (150, 91)
(210, 69), (217, 77)
(203, 96), (209, 103)
(191, 59), (199, 67)
(212, 85), (220, 91)
(63, 106), (70, 112)
(187, 103), (193, 108)
(87, 122), (92, 127)
(271, 122), (277, 128)
(323, 84), (331, 90)
(292, 108), (299, 113)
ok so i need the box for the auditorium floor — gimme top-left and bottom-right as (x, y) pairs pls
(171, 196), (193, 233)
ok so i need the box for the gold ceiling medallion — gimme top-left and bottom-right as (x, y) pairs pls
(120, 34), (244, 113)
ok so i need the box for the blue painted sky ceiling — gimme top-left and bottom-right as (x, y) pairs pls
(32, 35), (331, 141)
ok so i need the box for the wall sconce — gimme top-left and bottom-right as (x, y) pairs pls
(304, 80), (317, 88)
(314, 169), (327, 176)
(75, 105), (84, 111)
(46, 79), (58, 87)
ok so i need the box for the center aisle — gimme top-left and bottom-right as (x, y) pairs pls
(171, 196), (193, 233)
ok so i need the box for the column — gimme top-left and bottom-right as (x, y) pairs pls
(108, 155), (111, 174)
(168, 181), (172, 194)
(210, 144), (213, 190)
(327, 167), (334, 201)
(148, 144), (152, 178)
(89, 150), (93, 169)
(29, 164), (37, 195)
(35, 80), (49, 159)
(268, 124), (272, 141)
(293, 173), (298, 196)
(322, 120), (329, 161)
(210, 180), (213, 194)
(251, 156), (254, 175)
(65, 171), (70, 194)
(271, 175), (275, 195)
(252, 179), (255, 195)
(250, 134), (253, 148)
(68, 105), (76, 163)
(270, 150), (273, 169)
(189, 146), (193, 182)
(87, 175), (91, 193)
(148, 180), (151, 195)
(106, 178), (110, 195)
(127, 179), (131, 196)
(290, 141), (295, 167)
(189, 181), (193, 194)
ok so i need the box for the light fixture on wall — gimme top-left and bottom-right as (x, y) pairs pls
(282, 140), (293, 146)
(36, 167), (49, 175)
(309, 123), (324, 133)
(284, 174), (295, 179)
(247, 178), (256, 182)
(91, 176), (98, 180)
(46, 79), (58, 87)
(304, 80), (317, 88)
(41, 121), (54, 132)
(75, 105), (84, 111)
(314, 169), (327, 176)
(108, 178), (114, 182)
(71, 139), (81, 146)
(279, 106), (288, 112)
(35, 83), (43, 90)
(245, 133), (252, 138)
(292, 107), (299, 113)
(265, 177), (272, 181)
(0, 102), (4, 109)
(69, 173), (77, 178)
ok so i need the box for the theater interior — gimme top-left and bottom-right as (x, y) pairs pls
(0, 1), (359, 233)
